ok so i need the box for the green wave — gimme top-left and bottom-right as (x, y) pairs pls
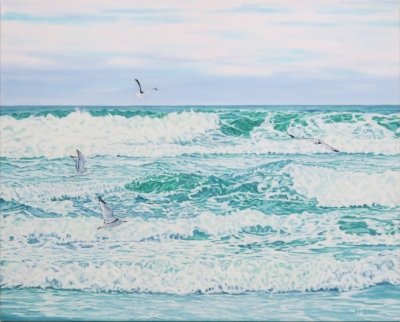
(324, 113), (365, 124)
(219, 111), (370, 137)
(88, 109), (167, 118)
(125, 172), (212, 193)
(372, 115), (400, 137)
(220, 112), (267, 137)
(3, 110), (72, 119)
(338, 220), (378, 236)
(124, 161), (304, 210)
(1, 109), (168, 120)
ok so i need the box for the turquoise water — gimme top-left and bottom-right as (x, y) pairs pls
(1, 105), (399, 320)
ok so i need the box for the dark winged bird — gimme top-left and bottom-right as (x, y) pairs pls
(135, 79), (157, 98)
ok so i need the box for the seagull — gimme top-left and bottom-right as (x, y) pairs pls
(70, 149), (88, 176)
(135, 79), (157, 98)
(287, 133), (339, 152)
(97, 196), (127, 229)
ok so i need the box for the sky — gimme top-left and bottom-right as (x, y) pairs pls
(1, 0), (399, 106)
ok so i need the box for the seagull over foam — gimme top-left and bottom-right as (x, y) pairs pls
(135, 78), (157, 98)
(287, 133), (339, 152)
(97, 196), (127, 229)
(70, 149), (90, 176)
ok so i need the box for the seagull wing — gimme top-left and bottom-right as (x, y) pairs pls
(320, 140), (339, 152)
(143, 87), (158, 93)
(135, 79), (142, 93)
(77, 150), (85, 173)
(70, 155), (79, 171)
(100, 201), (114, 221)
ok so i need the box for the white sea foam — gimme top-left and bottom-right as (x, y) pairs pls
(0, 110), (220, 159)
(1, 180), (126, 202)
(1, 252), (399, 294)
(287, 164), (400, 207)
(0, 210), (273, 244)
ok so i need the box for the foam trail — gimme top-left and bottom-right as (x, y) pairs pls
(2, 210), (399, 246)
(1, 253), (399, 294)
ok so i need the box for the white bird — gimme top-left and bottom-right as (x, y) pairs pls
(97, 196), (127, 229)
(287, 133), (339, 152)
(70, 149), (88, 176)
(135, 78), (157, 98)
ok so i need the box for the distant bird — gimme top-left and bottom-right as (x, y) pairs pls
(70, 149), (88, 176)
(97, 196), (127, 229)
(287, 133), (339, 152)
(135, 79), (157, 98)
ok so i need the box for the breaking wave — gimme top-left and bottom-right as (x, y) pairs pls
(0, 109), (399, 158)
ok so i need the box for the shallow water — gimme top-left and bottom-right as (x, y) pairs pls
(2, 285), (400, 321)
(1, 105), (399, 320)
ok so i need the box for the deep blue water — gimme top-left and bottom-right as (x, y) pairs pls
(1, 105), (399, 320)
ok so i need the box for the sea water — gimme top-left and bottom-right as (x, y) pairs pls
(1, 105), (399, 321)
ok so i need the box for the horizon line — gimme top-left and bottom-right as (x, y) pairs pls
(1, 104), (399, 107)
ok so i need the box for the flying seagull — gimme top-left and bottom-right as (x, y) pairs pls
(97, 196), (127, 229)
(135, 79), (157, 98)
(70, 149), (87, 175)
(287, 133), (339, 152)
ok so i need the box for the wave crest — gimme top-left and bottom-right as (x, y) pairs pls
(0, 110), (220, 159)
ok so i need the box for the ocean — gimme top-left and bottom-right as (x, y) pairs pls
(1, 105), (399, 321)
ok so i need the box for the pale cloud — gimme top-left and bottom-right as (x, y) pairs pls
(1, 54), (56, 68)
